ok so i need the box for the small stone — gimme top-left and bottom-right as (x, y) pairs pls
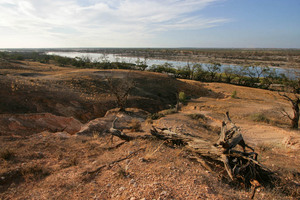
(130, 197), (136, 200)
(119, 186), (126, 191)
(106, 183), (111, 187)
(1, 177), (5, 180)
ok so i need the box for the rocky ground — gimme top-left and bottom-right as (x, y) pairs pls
(0, 61), (299, 199)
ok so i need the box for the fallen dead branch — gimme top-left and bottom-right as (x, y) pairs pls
(150, 112), (275, 188)
(82, 148), (145, 178)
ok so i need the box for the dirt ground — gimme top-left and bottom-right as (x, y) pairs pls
(0, 61), (299, 199)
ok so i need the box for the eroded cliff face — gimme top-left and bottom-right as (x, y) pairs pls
(0, 61), (209, 124)
(0, 113), (82, 136)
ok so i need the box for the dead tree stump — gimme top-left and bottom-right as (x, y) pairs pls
(150, 112), (274, 188)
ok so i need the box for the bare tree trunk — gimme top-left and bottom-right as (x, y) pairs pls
(291, 101), (299, 129)
(279, 93), (300, 129)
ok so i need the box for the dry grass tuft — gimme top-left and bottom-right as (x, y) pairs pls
(249, 113), (270, 123)
(257, 143), (274, 152)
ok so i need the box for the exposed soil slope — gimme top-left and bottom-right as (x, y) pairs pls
(0, 61), (209, 124)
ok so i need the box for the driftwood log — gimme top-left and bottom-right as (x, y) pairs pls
(150, 112), (274, 188)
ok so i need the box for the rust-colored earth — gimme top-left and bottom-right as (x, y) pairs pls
(0, 61), (299, 199)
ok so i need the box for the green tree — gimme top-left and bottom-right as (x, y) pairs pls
(207, 62), (221, 81)
(223, 66), (236, 83)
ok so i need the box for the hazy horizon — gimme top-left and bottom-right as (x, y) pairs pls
(0, 0), (299, 49)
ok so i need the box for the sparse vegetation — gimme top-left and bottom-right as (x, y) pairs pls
(178, 91), (187, 104)
(1, 49), (299, 92)
(250, 113), (270, 123)
(231, 90), (238, 98)
(105, 72), (136, 112)
(116, 165), (129, 178)
(257, 143), (274, 152)
(0, 51), (299, 199)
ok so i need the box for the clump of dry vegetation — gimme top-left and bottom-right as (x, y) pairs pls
(249, 113), (270, 123)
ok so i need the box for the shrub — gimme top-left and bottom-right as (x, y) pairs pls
(250, 113), (270, 123)
(179, 92), (186, 103)
(231, 90), (238, 98)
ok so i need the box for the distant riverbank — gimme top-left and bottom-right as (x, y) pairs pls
(46, 51), (299, 78)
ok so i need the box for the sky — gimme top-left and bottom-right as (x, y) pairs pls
(0, 0), (299, 48)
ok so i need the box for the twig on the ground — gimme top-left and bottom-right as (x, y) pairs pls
(82, 148), (145, 177)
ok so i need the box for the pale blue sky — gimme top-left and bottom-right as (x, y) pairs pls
(0, 0), (299, 48)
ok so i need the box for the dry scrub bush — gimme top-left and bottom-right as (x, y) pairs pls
(231, 90), (238, 98)
(116, 164), (130, 179)
(250, 113), (270, 123)
(143, 141), (166, 162)
(257, 143), (274, 152)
